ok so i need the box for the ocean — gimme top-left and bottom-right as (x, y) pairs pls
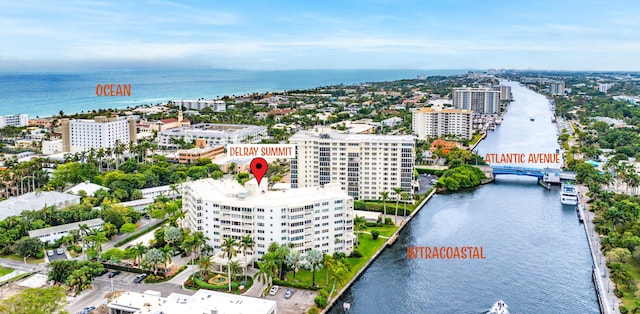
(0, 69), (467, 118)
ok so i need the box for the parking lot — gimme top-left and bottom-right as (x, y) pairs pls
(264, 287), (317, 314)
(416, 173), (438, 194)
(47, 248), (68, 262)
(98, 270), (142, 284)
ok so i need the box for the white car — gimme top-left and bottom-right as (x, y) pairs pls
(268, 285), (280, 295)
(56, 248), (64, 255)
(47, 250), (54, 256)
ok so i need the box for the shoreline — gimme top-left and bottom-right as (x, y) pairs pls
(323, 188), (437, 313)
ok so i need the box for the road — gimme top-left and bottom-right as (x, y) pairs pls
(0, 258), (45, 273)
(102, 217), (161, 251)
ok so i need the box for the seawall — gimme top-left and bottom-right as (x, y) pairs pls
(323, 188), (437, 313)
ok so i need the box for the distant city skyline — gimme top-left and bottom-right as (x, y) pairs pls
(2, 0), (639, 71)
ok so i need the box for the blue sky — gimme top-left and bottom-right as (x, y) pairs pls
(1, 0), (639, 71)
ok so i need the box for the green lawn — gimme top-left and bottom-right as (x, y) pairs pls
(362, 225), (398, 237)
(616, 260), (640, 312)
(1, 254), (44, 264)
(469, 133), (484, 146)
(284, 232), (390, 292)
(0, 266), (13, 277)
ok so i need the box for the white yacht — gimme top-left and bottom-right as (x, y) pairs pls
(488, 300), (509, 314)
(561, 183), (578, 205)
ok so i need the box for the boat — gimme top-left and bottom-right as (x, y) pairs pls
(495, 118), (503, 125)
(530, 116), (535, 121)
(551, 116), (556, 122)
(561, 183), (578, 205)
(488, 300), (509, 314)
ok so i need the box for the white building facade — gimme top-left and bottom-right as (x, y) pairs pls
(289, 127), (415, 200)
(412, 107), (473, 140)
(549, 81), (565, 95)
(183, 178), (354, 258)
(61, 116), (136, 153)
(173, 99), (226, 112)
(0, 114), (28, 128)
(452, 88), (501, 114)
(157, 124), (267, 150)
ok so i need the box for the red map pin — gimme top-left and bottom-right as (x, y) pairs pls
(250, 157), (268, 185)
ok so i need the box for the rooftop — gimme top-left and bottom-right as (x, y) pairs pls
(290, 127), (414, 143)
(186, 178), (349, 206)
(159, 123), (267, 137)
(414, 107), (472, 114)
(159, 289), (276, 314)
(28, 218), (104, 238)
(65, 181), (109, 196)
(0, 192), (81, 220)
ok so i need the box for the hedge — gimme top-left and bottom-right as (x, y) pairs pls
(144, 265), (186, 284)
(192, 274), (254, 293)
(115, 219), (166, 247)
(415, 168), (444, 176)
(102, 262), (149, 275)
(272, 278), (321, 291)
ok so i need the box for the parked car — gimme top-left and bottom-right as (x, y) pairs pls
(107, 270), (121, 278)
(96, 269), (109, 276)
(268, 285), (280, 295)
(81, 306), (96, 314)
(133, 273), (147, 283)
(47, 250), (54, 256)
(56, 248), (64, 255)
(284, 289), (295, 299)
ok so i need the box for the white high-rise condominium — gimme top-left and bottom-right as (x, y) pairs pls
(61, 116), (137, 153)
(452, 88), (501, 114)
(289, 127), (415, 201)
(412, 107), (473, 140)
(182, 178), (354, 258)
(0, 114), (28, 129)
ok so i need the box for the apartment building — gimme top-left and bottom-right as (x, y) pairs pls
(412, 107), (473, 140)
(61, 116), (136, 153)
(172, 99), (226, 112)
(182, 178), (354, 258)
(156, 123), (267, 150)
(452, 88), (501, 114)
(549, 81), (565, 95)
(289, 127), (415, 200)
(0, 114), (28, 129)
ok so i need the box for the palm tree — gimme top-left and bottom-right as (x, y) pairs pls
(127, 242), (147, 265)
(379, 190), (389, 223)
(255, 259), (276, 290)
(192, 231), (209, 261)
(323, 254), (335, 285)
(197, 256), (214, 279)
(306, 249), (323, 287)
(229, 261), (242, 281)
(160, 245), (173, 273)
(286, 250), (303, 280)
(353, 215), (366, 248)
(393, 187), (403, 224)
(401, 192), (409, 217)
(239, 235), (255, 279)
(221, 237), (239, 292)
(328, 261), (348, 298)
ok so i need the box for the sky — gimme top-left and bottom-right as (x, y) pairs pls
(1, 0), (640, 71)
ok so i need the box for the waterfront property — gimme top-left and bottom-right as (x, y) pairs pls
(28, 218), (104, 243)
(289, 127), (415, 200)
(182, 178), (354, 259)
(452, 88), (501, 114)
(412, 106), (473, 140)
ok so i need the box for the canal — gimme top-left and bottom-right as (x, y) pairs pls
(330, 82), (599, 313)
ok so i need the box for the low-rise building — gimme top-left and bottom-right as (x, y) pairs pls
(0, 114), (28, 129)
(107, 289), (276, 314)
(177, 146), (225, 165)
(66, 181), (109, 196)
(28, 218), (104, 244)
(183, 178), (354, 258)
(0, 191), (81, 220)
(173, 99), (226, 112)
(157, 124), (267, 150)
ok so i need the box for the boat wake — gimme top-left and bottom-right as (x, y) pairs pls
(487, 300), (509, 314)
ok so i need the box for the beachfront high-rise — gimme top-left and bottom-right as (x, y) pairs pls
(61, 116), (136, 153)
(289, 127), (415, 201)
(182, 178), (354, 258)
(452, 88), (501, 114)
(0, 114), (28, 129)
(412, 107), (473, 140)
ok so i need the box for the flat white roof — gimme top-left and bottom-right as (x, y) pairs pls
(290, 128), (414, 143)
(66, 182), (109, 195)
(187, 178), (349, 207)
(160, 289), (276, 314)
(28, 218), (104, 238)
(0, 192), (81, 220)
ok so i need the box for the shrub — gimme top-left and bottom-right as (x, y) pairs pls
(384, 217), (393, 225)
(619, 305), (628, 314)
(371, 230), (380, 240)
(184, 279), (195, 288)
(354, 200), (366, 210)
(272, 279), (320, 291)
(308, 306), (321, 314)
(350, 249), (363, 258)
(314, 294), (328, 308)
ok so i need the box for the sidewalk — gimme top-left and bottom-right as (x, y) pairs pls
(0, 270), (25, 284)
(577, 185), (621, 314)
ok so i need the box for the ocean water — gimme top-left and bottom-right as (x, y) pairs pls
(0, 69), (466, 118)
